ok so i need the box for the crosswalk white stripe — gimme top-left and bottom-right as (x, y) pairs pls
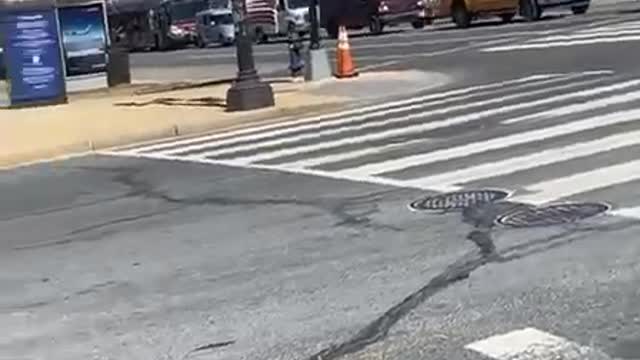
(125, 74), (567, 154)
(502, 80), (640, 124)
(537, 28), (640, 42)
(160, 75), (589, 157)
(338, 107), (640, 177)
(186, 76), (603, 158)
(509, 158), (640, 205)
(241, 78), (633, 167)
(280, 138), (428, 169)
(402, 129), (640, 192)
(281, 78), (638, 168)
(578, 24), (640, 34)
(482, 35), (640, 52)
(289, 79), (640, 168)
(465, 328), (609, 360)
(610, 206), (640, 220)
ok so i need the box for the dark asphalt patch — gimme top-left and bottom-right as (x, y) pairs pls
(409, 189), (510, 212)
(495, 202), (611, 228)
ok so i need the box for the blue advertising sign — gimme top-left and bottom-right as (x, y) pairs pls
(0, 9), (67, 105)
(57, 3), (108, 77)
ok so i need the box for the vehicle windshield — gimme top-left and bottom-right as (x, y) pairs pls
(212, 14), (234, 24)
(171, 1), (208, 21)
(288, 0), (309, 10)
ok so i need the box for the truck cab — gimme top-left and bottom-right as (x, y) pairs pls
(276, 0), (311, 35)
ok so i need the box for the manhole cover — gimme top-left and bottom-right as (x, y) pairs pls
(409, 189), (510, 212)
(495, 202), (610, 228)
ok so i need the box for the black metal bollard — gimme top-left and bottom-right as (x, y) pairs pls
(107, 44), (131, 88)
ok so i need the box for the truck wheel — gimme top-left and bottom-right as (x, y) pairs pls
(154, 35), (166, 51)
(571, 4), (589, 14)
(253, 28), (268, 43)
(196, 36), (205, 48)
(451, 2), (471, 28)
(327, 20), (339, 39)
(500, 12), (515, 23)
(369, 15), (384, 35)
(411, 19), (426, 29)
(520, 0), (541, 21)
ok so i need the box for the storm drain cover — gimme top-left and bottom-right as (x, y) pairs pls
(495, 202), (611, 228)
(409, 189), (510, 212)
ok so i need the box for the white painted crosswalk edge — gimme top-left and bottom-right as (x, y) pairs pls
(465, 328), (609, 360)
(125, 74), (567, 154)
(403, 128), (640, 192)
(338, 107), (640, 177)
(482, 35), (640, 52)
(224, 77), (615, 164)
(503, 81), (640, 124)
(510, 158), (640, 205)
(537, 28), (640, 42)
(159, 75), (590, 157)
(188, 76), (601, 159)
(610, 206), (640, 220)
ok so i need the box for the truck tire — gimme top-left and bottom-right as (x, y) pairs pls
(520, 0), (541, 21)
(571, 4), (589, 14)
(451, 2), (471, 28)
(500, 12), (515, 23)
(327, 20), (339, 39)
(369, 15), (384, 35)
(411, 19), (426, 29)
(196, 36), (205, 48)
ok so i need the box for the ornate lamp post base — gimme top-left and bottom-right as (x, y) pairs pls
(226, 75), (274, 111)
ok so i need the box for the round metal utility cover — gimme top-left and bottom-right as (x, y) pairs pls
(409, 189), (510, 212)
(495, 202), (610, 228)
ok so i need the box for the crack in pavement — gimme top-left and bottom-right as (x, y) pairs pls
(307, 202), (640, 360)
(14, 166), (402, 250)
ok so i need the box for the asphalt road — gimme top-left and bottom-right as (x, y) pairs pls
(130, 1), (639, 82)
(4, 2), (640, 360)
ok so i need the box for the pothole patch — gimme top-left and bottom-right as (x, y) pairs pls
(409, 189), (510, 212)
(495, 202), (611, 228)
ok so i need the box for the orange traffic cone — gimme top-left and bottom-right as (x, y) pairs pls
(335, 25), (358, 79)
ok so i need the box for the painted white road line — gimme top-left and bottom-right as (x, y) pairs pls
(125, 73), (568, 155)
(482, 34), (640, 51)
(222, 77), (621, 164)
(187, 76), (601, 159)
(278, 138), (429, 169)
(98, 150), (419, 189)
(538, 28), (640, 41)
(338, 107), (640, 177)
(465, 327), (611, 360)
(609, 206), (640, 220)
(503, 80), (640, 124)
(510, 158), (640, 205)
(403, 128), (640, 192)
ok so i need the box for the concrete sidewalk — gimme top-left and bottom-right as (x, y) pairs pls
(0, 70), (449, 169)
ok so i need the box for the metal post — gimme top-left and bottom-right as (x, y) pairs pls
(308, 0), (320, 50)
(304, 0), (331, 81)
(226, 0), (274, 111)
